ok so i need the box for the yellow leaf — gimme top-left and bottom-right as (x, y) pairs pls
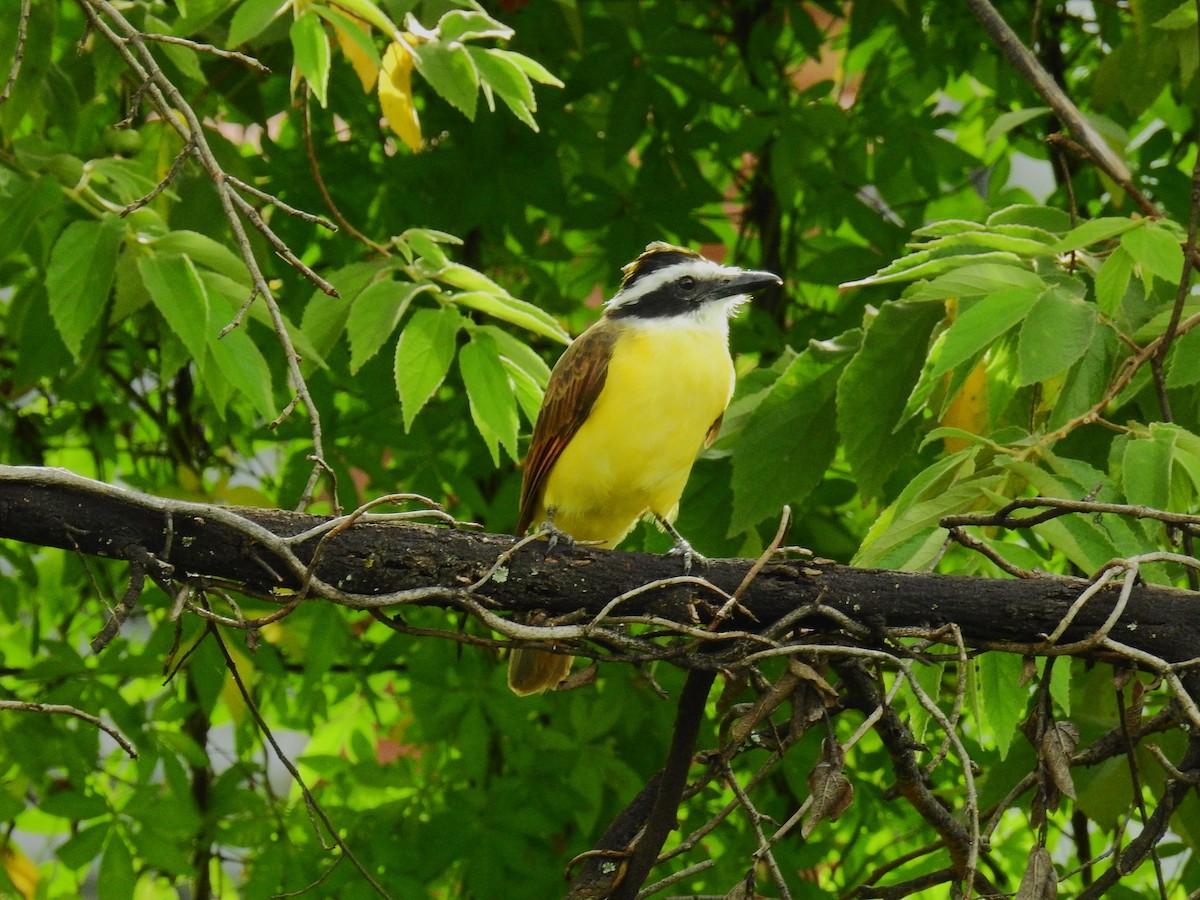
(2, 844), (39, 900)
(333, 17), (378, 94)
(378, 40), (422, 151)
(940, 298), (990, 454)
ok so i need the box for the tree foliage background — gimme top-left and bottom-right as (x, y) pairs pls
(2, 0), (1200, 897)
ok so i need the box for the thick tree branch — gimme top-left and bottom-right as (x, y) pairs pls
(2, 465), (1199, 675)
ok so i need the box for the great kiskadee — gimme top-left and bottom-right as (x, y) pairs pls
(507, 242), (782, 696)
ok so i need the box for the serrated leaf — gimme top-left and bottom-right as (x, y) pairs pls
(1052, 216), (1141, 252)
(436, 9), (513, 42)
(1094, 246), (1133, 314)
(46, 217), (124, 356)
(1047, 328), (1114, 430)
(328, 0), (399, 37)
(138, 253), (210, 375)
(468, 46), (537, 128)
(379, 41), (422, 151)
(844, 251), (1026, 290)
(495, 48), (563, 87)
(410, 38), (479, 120)
(979, 653), (1029, 760)
(1120, 222), (1184, 282)
(985, 106), (1051, 144)
(731, 332), (859, 531)
(149, 230), (249, 285)
(347, 279), (433, 373)
(1017, 287), (1097, 385)
(987, 205), (1073, 233)
(291, 12), (332, 107)
(320, 7), (380, 93)
(451, 290), (570, 343)
(228, 0), (288, 46)
(838, 301), (943, 500)
(1122, 431), (1173, 510)
(1166, 327), (1200, 387)
(394, 306), (463, 430)
(207, 297), (275, 420)
(932, 286), (1042, 379)
(459, 331), (519, 464)
(906, 262), (1044, 301)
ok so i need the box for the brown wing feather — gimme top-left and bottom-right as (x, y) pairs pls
(704, 412), (724, 448)
(517, 320), (618, 534)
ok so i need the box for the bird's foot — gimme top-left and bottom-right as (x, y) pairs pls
(537, 514), (574, 555)
(667, 537), (708, 574)
(654, 514), (707, 574)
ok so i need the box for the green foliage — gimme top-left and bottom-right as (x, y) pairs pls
(2, 0), (1200, 897)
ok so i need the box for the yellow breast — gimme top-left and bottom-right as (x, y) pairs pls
(538, 323), (734, 546)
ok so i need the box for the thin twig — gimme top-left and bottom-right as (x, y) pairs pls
(128, 32), (270, 73)
(0, 0), (32, 105)
(208, 623), (392, 899)
(0, 699), (138, 759)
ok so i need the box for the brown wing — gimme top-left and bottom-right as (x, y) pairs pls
(517, 320), (618, 534)
(704, 412), (724, 448)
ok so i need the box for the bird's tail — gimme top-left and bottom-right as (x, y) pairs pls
(507, 647), (574, 696)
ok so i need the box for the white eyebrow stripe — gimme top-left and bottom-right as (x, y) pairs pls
(605, 257), (729, 311)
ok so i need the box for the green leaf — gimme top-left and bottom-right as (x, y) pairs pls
(468, 47), (537, 129)
(986, 205), (1073, 233)
(906, 263), (1044, 301)
(328, 0), (400, 36)
(228, 0), (287, 46)
(1154, 3), (1198, 29)
(138, 253), (211, 376)
(1120, 222), (1184, 283)
(347, 279), (433, 373)
(978, 653), (1029, 760)
(207, 301), (276, 420)
(149, 230), (249, 285)
(495, 48), (563, 87)
(1052, 217), (1142, 252)
(838, 301), (944, 500)
(410, 39), (479, 120)
(97, 831), (136, 900)
(932, 286), (1042, 379)
(46, 217), (124, 356)
(1122, 430), (1174, 511)
(451, 290), (570, 343)
(436, 9), (513, 42)
(1095, 246), (1133, 315)
(1047, 328), (1115, 430)
(0, 176), (61, 253)
(1017, 286), (1097, 385)
(731, 331), (860, 532)
(844, 252), (1029, 290)
(395, 306), (463, 430)
(57, 821), (111, 870)
(1166, 327), (1200, 387)
(984, 106), (1051, 144)
(291, 12), (332, 107)
(40, 790), (109, 820)
(313, 6), (382, 66)
(459, 331), (519, 464)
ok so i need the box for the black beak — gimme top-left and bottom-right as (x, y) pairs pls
(708, 268), (783, 301)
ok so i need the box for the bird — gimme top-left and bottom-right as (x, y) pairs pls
(507, 242), (782, 696)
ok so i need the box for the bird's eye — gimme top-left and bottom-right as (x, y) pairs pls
(679, 276), (696, 292)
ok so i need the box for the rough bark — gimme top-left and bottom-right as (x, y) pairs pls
(1, 465), (1198, 667)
